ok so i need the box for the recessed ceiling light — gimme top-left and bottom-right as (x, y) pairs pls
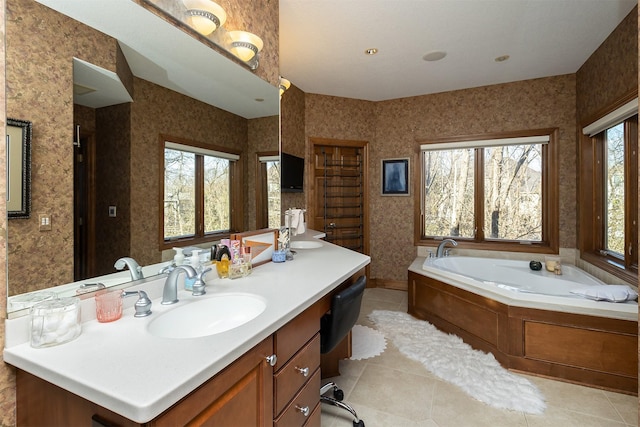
(423, 51), (447, 62)
(364, 48), (378, 55)
(495, 55), (510, 62)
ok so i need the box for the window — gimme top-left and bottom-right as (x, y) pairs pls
(256, 152), (281, 229)
(580, 96), (638, 283)
(161, 138), (242, 247)
(417, 130), (558, 252)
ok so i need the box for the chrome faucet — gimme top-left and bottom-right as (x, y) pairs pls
(436, 239), (458, 257)
(114, 257), (144, 281)
(161, 265), (197, 305)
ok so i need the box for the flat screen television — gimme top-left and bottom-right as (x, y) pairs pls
(281, 152), (304, 193)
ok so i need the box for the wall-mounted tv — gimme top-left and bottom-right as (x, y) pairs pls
(281, 152), (304, 193)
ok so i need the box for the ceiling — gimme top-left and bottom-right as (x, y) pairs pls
(279, 0), (638, 101)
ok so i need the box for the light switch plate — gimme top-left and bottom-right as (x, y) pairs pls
(38, 213), (52, 231)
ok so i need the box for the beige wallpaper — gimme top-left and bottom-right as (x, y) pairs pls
(577, 6), (638, 124)
(247, 115), (280, 230)
(304, 76), (576, 284)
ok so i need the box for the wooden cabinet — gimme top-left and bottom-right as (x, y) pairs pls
(273, 305), (321, 427)
(16, 336), (274, 427)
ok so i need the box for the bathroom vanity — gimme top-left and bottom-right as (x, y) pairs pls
(4, 238), (369, 426)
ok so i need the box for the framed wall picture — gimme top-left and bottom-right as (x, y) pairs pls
(381, 158), (409, 196)
(7, 118), (32, 218)
(231, 228), (278, 267)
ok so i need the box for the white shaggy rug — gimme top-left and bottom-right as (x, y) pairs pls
(350, 325), (386, 360)
(369, 310), (546, 414)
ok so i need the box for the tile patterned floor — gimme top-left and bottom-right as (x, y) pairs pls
(321, 288), (639, 427)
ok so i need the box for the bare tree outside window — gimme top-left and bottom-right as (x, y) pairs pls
(164, 149), (195, 238)
(422, 143), (543, 243)
(266, 160), (281, 229)
(203, 155), (231, 233)
(605, 123), (625, 255)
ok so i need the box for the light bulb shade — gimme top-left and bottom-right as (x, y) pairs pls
(228, 30), (263, 62)
(182, 0), (227, 36)
(279, 78), (291, 96)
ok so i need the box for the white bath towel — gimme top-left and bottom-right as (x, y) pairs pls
(286, 208), (305, 235)
(570, 285), (638, 302)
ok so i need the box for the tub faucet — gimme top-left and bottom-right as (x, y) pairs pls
(162, 265), (197, 305)
(114, 257), (144, 281)
(436, 239), (458, 257)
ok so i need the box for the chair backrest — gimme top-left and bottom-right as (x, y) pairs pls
(320, 275), (366, 354)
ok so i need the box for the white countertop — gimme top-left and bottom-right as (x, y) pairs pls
(4, 236), (368, 423)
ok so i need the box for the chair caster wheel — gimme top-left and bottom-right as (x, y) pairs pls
(333, 388), (344, 401)
(353, 420), (364, 427)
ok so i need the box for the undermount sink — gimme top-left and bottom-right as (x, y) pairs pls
(147, 294), (266, 339)
(290, 240), (323, 249)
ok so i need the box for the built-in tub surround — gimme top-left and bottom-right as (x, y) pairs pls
(409, 257), (638, 394)
(4, 237), (368, 423)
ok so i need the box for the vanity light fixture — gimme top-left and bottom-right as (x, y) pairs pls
(279, 77), (291, 97)
(182, 0), (227, 36)
(227, 30), (264, 69)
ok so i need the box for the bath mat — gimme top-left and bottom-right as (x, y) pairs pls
(369, 310), (546, 414)
(350, 325), (386, 360)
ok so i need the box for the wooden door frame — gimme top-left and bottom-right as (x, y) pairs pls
(308, 137), (370, 276)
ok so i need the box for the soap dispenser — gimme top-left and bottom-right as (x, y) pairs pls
(173, 247), (185, 266)
(184, 250), (202, 291)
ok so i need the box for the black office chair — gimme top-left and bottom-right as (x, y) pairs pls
(320, 275), (366, 427)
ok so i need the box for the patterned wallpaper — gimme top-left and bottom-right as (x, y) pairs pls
(247, 115), (280, 230)
(577, 6), (638, 124)
(304, 76), (576, 284)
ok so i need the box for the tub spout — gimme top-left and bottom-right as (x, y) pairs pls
(436, 239), (458, 257)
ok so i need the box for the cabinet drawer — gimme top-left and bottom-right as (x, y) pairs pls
(274, 305), (320, 370)
(274, 333), (320, 415)
(274, 369), (321, 427)
(303, 402), (321, 427)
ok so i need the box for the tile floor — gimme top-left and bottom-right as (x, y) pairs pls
(320, 288), (639, 427)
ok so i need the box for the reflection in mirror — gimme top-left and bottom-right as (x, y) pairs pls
(6, 0), (279, 316)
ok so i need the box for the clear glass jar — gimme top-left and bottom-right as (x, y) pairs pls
(30, 297), (81, 348)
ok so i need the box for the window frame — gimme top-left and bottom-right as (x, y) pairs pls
(159, 135), (243, 250)
(579, 93), (638, 285)
(414, 128), (559, 254)
(255, 151), (280, 229)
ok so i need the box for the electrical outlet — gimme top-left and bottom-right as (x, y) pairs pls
(39, 213), (52, 231)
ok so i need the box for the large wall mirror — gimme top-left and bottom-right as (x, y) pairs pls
(6, 0), (280, 316)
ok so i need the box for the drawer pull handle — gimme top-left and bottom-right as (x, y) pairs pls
(295, 366), (309, 377)
(295, 405), (310, 417)
(265, 354), (277, 366)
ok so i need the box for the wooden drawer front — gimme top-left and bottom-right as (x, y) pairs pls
(303, 402), (321, 427)
(274, 369), (321, 427)
(275, 333), (321, 415)
(524, 321), (638, 377)
(274, 307), (320, 370)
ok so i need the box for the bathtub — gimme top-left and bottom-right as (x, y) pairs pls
(413, 256), (637, 321)
(408, 255), (638, 393)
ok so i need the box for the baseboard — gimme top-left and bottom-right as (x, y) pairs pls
(370, 278), (407, 291)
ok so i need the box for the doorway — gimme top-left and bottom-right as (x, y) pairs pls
(73, 128), (96, 281)
(310, 138), (369, 256)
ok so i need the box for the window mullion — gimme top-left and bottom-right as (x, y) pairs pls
(195, 155), (205, 237)
(624, 117), (638, 268)
(474, 148), (485, 242)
